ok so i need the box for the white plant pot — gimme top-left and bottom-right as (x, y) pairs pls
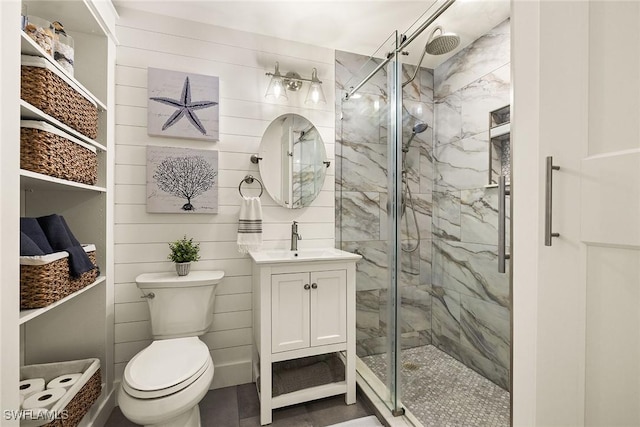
(175, 262), (191, 276)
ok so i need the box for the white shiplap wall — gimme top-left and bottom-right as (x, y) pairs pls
(114, 7), (335, 389)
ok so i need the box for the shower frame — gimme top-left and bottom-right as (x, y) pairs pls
(342, 0), (457, 418)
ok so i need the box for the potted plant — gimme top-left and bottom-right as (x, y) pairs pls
(168, 235), (200, 276)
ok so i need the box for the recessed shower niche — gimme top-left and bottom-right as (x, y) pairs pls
(489, 104), (511, 185)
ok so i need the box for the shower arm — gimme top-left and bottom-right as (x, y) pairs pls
(402, 48), (428, 88)
(344, 0), (456, 100)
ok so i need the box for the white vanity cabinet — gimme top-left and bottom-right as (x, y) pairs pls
(250, 249), (360, 426)
(271, 269), (347, 353)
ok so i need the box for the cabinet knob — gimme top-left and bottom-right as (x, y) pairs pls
(304, 284), (310, 290)
(311, 283), (318, 289)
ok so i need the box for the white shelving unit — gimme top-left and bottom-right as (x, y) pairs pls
(19, 276), (107, 325)
(1, 1), (117, 425)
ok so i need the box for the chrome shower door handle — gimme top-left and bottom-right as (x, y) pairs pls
(498, 175), (511, 273)
(545, 156), (561, 246)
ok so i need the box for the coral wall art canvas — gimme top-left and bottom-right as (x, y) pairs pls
(147, 67), (219, 141)
(147, 146), (218, 213)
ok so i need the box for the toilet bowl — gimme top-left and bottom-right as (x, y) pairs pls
(117, 271), (224, 427)
(118, 337), (213, 426)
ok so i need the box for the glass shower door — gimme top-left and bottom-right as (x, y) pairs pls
(336, 31), (403, 416)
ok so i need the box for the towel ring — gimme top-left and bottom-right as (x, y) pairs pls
(239, 175), (264, 197)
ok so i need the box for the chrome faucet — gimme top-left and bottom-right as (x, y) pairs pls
(290, 221), (302, 251)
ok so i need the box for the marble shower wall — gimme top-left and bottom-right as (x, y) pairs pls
(335, 50), (435, 357)
(432, 18), (511, 390)
(335, 17), (511, 391)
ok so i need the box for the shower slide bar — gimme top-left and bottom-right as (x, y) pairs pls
(343, 0), (457, 100)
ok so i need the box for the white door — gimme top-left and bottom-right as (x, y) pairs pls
(513, 1), (640, 425)
(271, 272), (310, 353)
(310, 270), (347, 347)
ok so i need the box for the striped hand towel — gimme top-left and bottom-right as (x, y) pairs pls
(237, 196), (263, 254)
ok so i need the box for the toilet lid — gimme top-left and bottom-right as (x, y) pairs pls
(124, 337), (210, 393)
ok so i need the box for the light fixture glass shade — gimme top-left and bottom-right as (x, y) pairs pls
(265, 62), (288, 100)
(305, 68), (325, 104)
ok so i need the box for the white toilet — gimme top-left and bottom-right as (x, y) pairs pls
(117, 270), (224, 427)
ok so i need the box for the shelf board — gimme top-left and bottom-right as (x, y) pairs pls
(19, 276), (106, 324)
(21, 32), (107, 111)
(489, 122), (511, 139)
(24, 0), (108, 37)
(484, 183), (510, 189)
(20, 100), (106, 152)
(21, 170), (107, 192)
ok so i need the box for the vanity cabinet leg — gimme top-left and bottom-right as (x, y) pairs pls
(345, 349), (356, 404)
(260, 360), (273, 425)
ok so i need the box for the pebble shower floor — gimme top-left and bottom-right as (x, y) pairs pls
(362, 345), (510, 427)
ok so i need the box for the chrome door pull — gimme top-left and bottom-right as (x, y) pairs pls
(498, 175), (511, 273)
(545, 156), (560, 246)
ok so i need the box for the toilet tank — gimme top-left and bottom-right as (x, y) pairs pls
(135, 270), (225, 339)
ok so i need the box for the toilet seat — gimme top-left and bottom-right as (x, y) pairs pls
(123, 337), (211, 399)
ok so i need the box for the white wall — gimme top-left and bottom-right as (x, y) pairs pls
(113, 7), (335, 389)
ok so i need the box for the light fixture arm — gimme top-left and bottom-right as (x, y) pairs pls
(265, 67), (322, 84)
(266, 63), (325, 104)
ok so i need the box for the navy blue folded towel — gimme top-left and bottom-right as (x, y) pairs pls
(35, 214), (96, 278)
(64, 246), (96, 277)
(37, 214), (74, 251)
(20, 232), (45, 256)
(20, 218), (54, 254)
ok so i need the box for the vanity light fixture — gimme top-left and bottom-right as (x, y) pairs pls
(265, 62), (326, 104)
(264, 62), (288, 100)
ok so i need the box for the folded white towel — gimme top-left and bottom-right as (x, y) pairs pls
(237, 196), (263, 254)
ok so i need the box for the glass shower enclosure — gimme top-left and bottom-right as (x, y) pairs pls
(336, 0), (512, 424)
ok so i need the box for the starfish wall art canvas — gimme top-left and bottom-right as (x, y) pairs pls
(147, 67), (219, 141)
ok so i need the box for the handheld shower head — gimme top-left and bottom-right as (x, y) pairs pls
(403, 122), (429, 152)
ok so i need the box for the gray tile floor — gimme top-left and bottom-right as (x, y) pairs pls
(105, 383), (377, 427)
(362, 345), (510, 427)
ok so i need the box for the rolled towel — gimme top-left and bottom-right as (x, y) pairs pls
(20, 218), (53, 254)
(20, 232), (45, 256)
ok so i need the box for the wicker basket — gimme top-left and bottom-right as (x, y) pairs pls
(21, 55), (98, 140)
(21, 121), (97, 185)
(20, 358), (102, 427)
(20, 245), (98, 310)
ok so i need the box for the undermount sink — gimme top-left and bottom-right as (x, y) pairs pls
(249, 247), (362, 264)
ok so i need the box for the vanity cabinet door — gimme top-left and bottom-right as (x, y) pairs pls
(271, 272), (310, 353)
(310, 270), (347, 347)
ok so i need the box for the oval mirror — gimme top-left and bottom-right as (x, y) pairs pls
(258, 114), (327, 209)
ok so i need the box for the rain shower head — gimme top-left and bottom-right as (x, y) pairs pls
(403, 122), (429, 152)
(402, 25), (460, 88)
(425, 25), (460, 55)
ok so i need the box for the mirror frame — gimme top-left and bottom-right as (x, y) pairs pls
(258, 113), (328, 209)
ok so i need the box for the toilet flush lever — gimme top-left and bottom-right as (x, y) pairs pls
(140, 292), (155, 299)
